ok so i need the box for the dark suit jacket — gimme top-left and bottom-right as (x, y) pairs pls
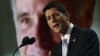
(51, 25), (99, 56)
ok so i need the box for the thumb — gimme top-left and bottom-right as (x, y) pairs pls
(48, 50), (52, 56)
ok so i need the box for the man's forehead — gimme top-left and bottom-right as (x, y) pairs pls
(16, 0), (52, 9)
(16, 0), (33, 11)
(16, 0), (52, 14)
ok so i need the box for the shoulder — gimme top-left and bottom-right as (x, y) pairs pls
(74, 25), (99, 41)
(73, 25), (97, 34)
(71, 25), (99, 41)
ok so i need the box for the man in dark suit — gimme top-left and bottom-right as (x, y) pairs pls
(43, 1), (99, 56)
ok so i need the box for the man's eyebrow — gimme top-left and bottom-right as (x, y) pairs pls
(17, 12), (29, 20)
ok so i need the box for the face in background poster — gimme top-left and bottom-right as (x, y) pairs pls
(11, 0), (95, 56)
(12, 0), (61, 56)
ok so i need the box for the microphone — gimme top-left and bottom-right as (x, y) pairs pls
(19, 36), (35, 47)
(13, 36), (35, 56)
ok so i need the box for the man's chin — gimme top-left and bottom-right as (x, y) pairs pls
(53, 30), (60, 34)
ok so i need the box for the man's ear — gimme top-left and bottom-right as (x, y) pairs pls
(65, 12), (70, 20)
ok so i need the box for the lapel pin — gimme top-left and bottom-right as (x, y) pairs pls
(72, 39), (76, 42)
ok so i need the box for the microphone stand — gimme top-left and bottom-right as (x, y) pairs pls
(13, 46), (20, 56)
(13, 37), (35, 56)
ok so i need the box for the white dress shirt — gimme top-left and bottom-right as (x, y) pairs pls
(61, 23), (74, 56)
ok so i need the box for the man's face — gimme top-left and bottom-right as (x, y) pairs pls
(45, 7), (69, 34)
(15, 0), (57, 56)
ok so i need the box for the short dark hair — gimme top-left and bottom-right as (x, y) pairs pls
(43, 1), (67, 14)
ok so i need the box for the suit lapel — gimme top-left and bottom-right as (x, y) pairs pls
(67, 25), (79, 56)
(51, 41), (62, 56)
(56, 41), (62, 56)
(59, 42), (62, 56)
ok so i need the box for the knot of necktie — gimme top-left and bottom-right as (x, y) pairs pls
(63, 39), (67, 45)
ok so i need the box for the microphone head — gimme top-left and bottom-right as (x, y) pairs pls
(28, 37), (36, 44)
(20, 36), (35, 47)
(22, 36), (30, 45)
(13, 36), (36, 56)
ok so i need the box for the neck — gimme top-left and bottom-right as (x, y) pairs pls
(59, 21), (70, 37)
(59, 27), (67, 37)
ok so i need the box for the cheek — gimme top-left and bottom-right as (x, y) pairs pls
(20, 23), (30, 31)
(16, 22), (40, 52)
(58, 19), (66, 27)
(47, 22), (52, 28)
(16, 20), (39, 40)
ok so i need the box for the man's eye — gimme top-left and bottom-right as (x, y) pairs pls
(18, 17), (32, 30)
(54, 13), (59, 16)
(20, 17), (30, 24)
(46, 17), (51, 20)
(21, 18), (29, 24)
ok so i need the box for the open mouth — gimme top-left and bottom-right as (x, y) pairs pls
(53, 23), (59, 28)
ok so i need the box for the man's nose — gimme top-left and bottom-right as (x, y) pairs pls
(51, 16), (57, 22)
